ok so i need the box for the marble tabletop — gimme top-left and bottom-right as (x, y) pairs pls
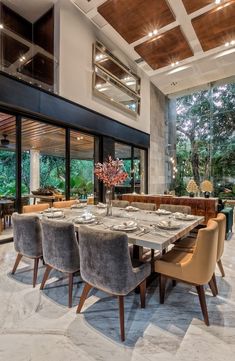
(42, 206), (204, 252)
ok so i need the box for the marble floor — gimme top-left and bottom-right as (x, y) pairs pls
(0, 232), (234, 361)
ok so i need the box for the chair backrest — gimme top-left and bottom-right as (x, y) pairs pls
(53, 200), (76, 208)
(79, 226), (136, 295)
(131, 202), (156, 211)
(186, 220), (218, 285)
(41, 219), (79, 273)
(112, 200), (129, 208)
(23, 203), (50, 213)
(211, 213), (226, 261)
(12, 213), (42, 258)
(159, 204), (191, 214)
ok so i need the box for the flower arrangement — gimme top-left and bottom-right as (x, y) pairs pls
(186, 179), (199, 196)
(94, 156), (128, 188)
(200, 180), (213, 193)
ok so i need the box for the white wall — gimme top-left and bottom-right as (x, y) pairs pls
(57, 0), (150, 134)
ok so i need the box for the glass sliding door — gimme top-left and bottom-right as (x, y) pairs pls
(21, 119), (66, 206)
(0, 112), (16, 223)
(70, 130), (95, 201)
(133, 147), (147, 194)
(114, 142), (132, 196)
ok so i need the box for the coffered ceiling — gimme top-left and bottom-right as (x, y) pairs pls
(72, 0), (235, 95)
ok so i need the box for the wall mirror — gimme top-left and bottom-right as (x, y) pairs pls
(93, 41), (141, 115)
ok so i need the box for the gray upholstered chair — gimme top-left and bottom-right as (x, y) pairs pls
(76, 226), (151, 341)
(40, 219), (80, 308)
(11, 213), (43, 287)
(131, 202), (156, 211)
(159, 204), (191, 214)
(112, 200), (129, 208)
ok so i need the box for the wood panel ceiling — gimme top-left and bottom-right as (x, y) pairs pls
(192, 1), (235, 51)
(0, 115), (94, 159)
(73, 0), (235, 93)
(182, 0), (214, 14)
(134, 26), (193, 70)
(98, 0), (175, 44)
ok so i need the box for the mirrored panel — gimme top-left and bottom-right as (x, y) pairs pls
(93, 41), (141, 115)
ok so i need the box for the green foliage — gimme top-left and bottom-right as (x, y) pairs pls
(0, 149), (94, 197)
(176, 82), (235, 198)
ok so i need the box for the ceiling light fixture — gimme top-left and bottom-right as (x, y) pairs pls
(148, 29), (158, 37)
(215, 0), (221, 4)
(171, 61), (179, 67)
(0, 24), (3, 29)
(225, 40), (235, 47)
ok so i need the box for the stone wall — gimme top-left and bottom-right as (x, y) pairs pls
(148, 84), (168, 193)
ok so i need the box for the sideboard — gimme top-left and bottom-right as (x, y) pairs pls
(122, 194), (218, 223)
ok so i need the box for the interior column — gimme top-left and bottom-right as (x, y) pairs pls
(30, 149), (40, 195)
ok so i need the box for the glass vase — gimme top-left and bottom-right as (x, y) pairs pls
(105, 187), (113, 216)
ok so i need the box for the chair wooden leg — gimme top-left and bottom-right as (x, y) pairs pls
(217, 259), (225, 277)
(208, 273), (218, 296)
(76, 283), (92, 313)
(68, 273), (74, 308)
(139, 279), (146, 308)
(118, 295), (125, 342)
(33, 258), (39, 288)
(159, 274), (166, 304)
(196, 285), (209, 326)
(40, 265), (52, 290)
(12, 253), (23, 274)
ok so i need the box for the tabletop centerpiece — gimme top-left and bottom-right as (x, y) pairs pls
(200, 180), (213, 198)
(186, 179), (199, 197)
(94, 156), (128, 216)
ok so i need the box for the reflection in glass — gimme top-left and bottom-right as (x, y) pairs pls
(0, 112), (16, 219)
(21, 119), (65, 206)
(70, 130), (94, 200)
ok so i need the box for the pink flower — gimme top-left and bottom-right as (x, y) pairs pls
(94, 156), (128, 187)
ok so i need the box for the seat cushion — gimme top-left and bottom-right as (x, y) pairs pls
(155, 249), (193, 279)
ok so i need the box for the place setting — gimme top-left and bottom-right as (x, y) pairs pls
(41, 208), (65, 219)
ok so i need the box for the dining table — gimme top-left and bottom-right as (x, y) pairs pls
(39, 205), (204, 254)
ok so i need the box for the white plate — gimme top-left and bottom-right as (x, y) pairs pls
(96, 203), (107, 208)
(112, 225), (138, 232)
(45, 211), (64, 219)
(125, 206), (139, 212)
(73, 217), (96, 224)
(71, 204), (87, 209)
(174, 215), (197, 221)
(155, 209), (172, 215)
(157, 221), (181, 230)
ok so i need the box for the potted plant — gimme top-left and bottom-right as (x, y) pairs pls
(200, 180), (213, 198)
(186, 179), (199, 197)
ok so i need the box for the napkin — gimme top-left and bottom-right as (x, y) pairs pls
(125, 206), (139, 211)
(114, 221), (137, 230)
(97, 202), (107, 208)
(81, 212), (94, 220)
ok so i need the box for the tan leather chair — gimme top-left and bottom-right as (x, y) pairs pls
(155, 220), (218, 326)
(159, 204), (191, 214)
(23, 203), (50, 213)
(131, 202), (156, 211)
(53, 200), (76, 208)
(174, 213), (226, 277)
(112, 200), (129, 208)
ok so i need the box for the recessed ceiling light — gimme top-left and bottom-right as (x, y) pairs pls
(153, 29), (158, 35)
(231, 40), (235, 45)
(148, 32), (153, 37)
(0, 24), (3, 29)
(215, 0), (221, 4)
(225, 42), (230, 47)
